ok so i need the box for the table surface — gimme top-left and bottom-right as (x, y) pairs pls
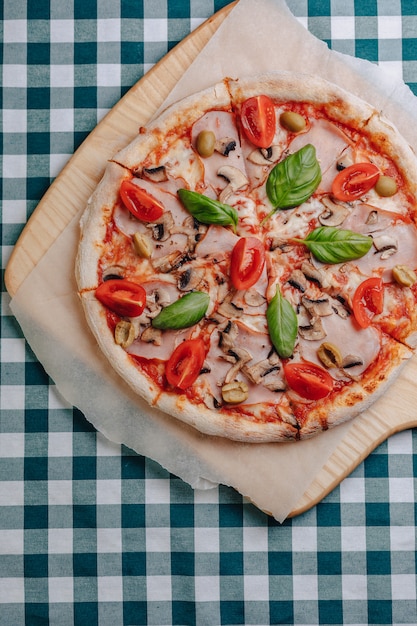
(2, 1), (417, 625)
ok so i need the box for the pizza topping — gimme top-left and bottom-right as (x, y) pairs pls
(140, 325), (162, 345)
(331, 163), (380, 202)
(283, 361), (333, 400)
(214, 137), (237, 157)
(372, 234), (398, 259)
(341, 354), (364, 369)
(264, 144), (322, 217)
(120, 179), (164, 222)
(142, 165), (168, 183)
(115, 320), (136, 349)
(317, 342), (343, 368)
(266, 285), (298, 358)
(151, 291), (210, 330)
(133, 232), (153, 258)
(288, 270), (308, 292)
(178, 189), (238, 232)
(300, 261), (325, 287)
(217, 165), (249, 203)
(318, 196), (350, 227)
(196, 130), (216, 158)
(165, 337), (207, 390)
(298, 315), (326, 341)
(279, 111), (307, 133)
(95, 279), (147, 318)
(392, 264), (417, 287)
(352, 277), (384, 328)
(152, 250), (189, 273)
(302, 295), (332, 317)
(222, 347), (253, 384)
(221, 380), (249, 404)
(240, 95), (276, 148)
(294, 226), (373, 264)
(230, 236), (266, 290)
(247, 145), (281, 165)
(177, 265), (205, 291)
(375, 175), (398, 197)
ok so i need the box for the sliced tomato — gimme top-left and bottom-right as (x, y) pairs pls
(166, 337), (206, 390)
(230, 236), (266, 290)
(332, 163), (380, 202)
(352, 277), (384, 328)
(95, 279), (146, 317)
(240, 95), (276, 148)
(120, 179), (164, 222)
(283, 361), (334, 400)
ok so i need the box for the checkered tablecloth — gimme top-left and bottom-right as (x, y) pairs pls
(2, 1), (417, 624)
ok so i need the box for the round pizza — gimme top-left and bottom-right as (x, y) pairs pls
(76, 72), (417, 442)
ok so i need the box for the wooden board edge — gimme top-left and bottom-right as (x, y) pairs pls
(4, 1), (237, 299)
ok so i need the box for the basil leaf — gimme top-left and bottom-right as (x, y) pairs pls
(266, 286), (298, 359)
(151, 291), (210, 330)
(178, 189), (238, 232)
(295, 226), (373, 264)
(266, 144), (322, 210)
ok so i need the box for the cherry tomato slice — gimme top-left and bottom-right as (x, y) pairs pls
(240, 95), (276, 148)
(95, 279), (146, 317)
(283, 361), (334, 400)
(332, 163), (380, 202)
(120, 179), (164, 222)
(352, 277), (384, 328)
(230, 237), (266, 290)
(166, 337), (206, 390)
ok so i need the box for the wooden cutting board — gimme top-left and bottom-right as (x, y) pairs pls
(5, 0), (417, 517)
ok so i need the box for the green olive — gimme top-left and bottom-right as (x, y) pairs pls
(279, 111), (307, 133)
(392, 264), (417, 287)
(375, 175), (398, 197)
(196, 130), (216, 158)
(317, 342), (343, 368)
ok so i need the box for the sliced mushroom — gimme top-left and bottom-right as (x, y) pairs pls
(177, 265), (205, 291)
(217, 166), (249, 203)
(222, 347), (253, 384)
(141, 165), (168, 183)
(330, 297), (350, 319)
(247, 145), (281, 165)
(147, 212), (174, 242)
(287, 270), (308, 293)
(373, 235), (398, 260)
(140, 325), (162, 346)
(300, 261), (324, 287)
(302, 296), (332, 317)
(243, 289), (266, 307)
(336, 151), (353, 171)
(298, 316), (326, 340)
(366, 209), (378, 225)
(215, 137), (237, 156)
(341, 354), (364, 369)
(102, 265), (125, 281)
(319, 197), (350, 227)
(217, 299), (244, 319)
(217, 320), (239, 353)
(151, 250), (187, 273)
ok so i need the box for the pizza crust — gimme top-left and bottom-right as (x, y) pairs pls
(76, 72), (417, 443)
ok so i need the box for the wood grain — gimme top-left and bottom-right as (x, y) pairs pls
(5, 0), (416, 517)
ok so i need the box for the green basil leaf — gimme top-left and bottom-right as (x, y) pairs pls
(295, 226), (373, 264)
(266, 144), (322, 211)
(178, 189), (238, 232)
(151, 291), (210, 330)
(266, 286), (298, 359)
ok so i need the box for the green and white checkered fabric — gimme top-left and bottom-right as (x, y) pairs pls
(2, 1), (417, 624)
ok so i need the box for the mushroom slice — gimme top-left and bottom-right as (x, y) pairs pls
(243, 289), (266, 307)
(302, 296), (332, 317)
(151, 250), (186, 273)
(177, 265), (205, 291)
(288, 270), (308, 293)
(247, 145), (281, 165)
(140, 325), (162, 346)
(373, 235), (398, 260)
(142, 165), (168, 183)
(217, 166), (249, 203)
(218, 320), (239, 352)
(341, 354), (364, 369)
(300, 261), (324, 287)
(298, 316), (326, 341)
(102, 265), (126, 281)
(222, 347), (252, 384)
(217, 300), (244, 319)
(330, 297), (350, 319)
(366, 209), (378, 225)
(215, 137), (237, 156)
(147, 211), (174, 242)
(319, 197), (350, 226)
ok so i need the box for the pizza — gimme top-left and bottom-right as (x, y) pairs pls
(76, 72), (417, 442)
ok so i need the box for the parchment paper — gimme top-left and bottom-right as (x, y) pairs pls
(10, 0), (417, 522)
